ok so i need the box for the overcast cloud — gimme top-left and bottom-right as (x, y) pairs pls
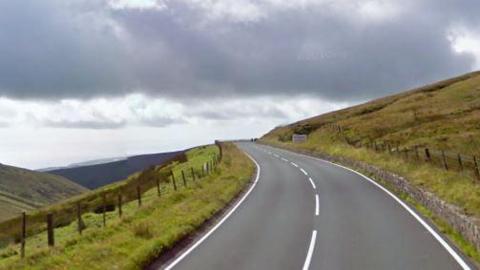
(0, 0), (479, 101)
(0, 0), (479, 168)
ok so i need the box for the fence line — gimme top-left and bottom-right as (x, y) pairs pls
(323, 123), (480, 182)
(3, 148), (222, 259)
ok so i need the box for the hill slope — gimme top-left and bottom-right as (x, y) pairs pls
(264, 71), (480, 154)
(0, 164), (88, 222)
(48, 151), (185, 189)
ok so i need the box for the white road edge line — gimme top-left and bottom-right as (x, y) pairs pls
(291, 162), (299, 167)
(300, 168), (308, 176)
(315, 194), (319, 216)
(302, 230), (317, 270)
(308, 177), (316, 189)
(164, 151), (261, 270)
(274, 147), (472, 270)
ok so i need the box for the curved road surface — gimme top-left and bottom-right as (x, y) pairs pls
(158, 142), (474, 270)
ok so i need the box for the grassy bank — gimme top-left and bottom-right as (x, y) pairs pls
(0, 143), (254, 269)
(261, 130), (480, 263)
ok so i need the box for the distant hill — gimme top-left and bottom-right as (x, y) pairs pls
(263, 71), (480, 154)
(47, 151), (185, 189)
(0, 164), (88, 222)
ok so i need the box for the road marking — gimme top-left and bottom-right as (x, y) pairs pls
(281, 157), (289, 162)
(281, 148), (472, 270)
(302, 230), (317, 270)
(308, 177), (316, 189)
(273, 154), (279, 158)
(164, 151), (261, 270)
(315, 194), (319, 216)
(300, 168), (308, 176)
(291, 162), (298, 167)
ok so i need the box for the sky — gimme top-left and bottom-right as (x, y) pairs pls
(0, 0), (479, 169)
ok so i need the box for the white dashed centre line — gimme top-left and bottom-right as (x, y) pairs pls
(308, 177), (316, 189)
(302, 230), (317, 270)
(315, 194), (319, 216)
(291, 162), (298, 167)
(300, 168), (308, 176)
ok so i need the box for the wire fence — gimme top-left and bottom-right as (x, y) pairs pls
(324, 123), (480, 181)
(0, 142), (224, 259)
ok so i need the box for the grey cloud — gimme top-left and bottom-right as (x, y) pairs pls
(0, 0), (478, 102)
(43, 119), (126, 129)
(139, 116), (185, 127)
(194, 106), (288, 120)
(0, 122), (9, 128)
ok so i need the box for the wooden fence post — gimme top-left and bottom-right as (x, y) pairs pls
(171, 171), (177, 191)
(457, 154), (464, 171)
(47, 213), (54, 247)
(102, 193), (107, 227)
(181, 170), (187, 187)
(191, 167), (196, 181)
(404, 148), (409, 160)
(118, 194), (123, 218)
(20, 212), (26, 258)
(156, 178), (161, 197)
(387, 143), (392, 154)
(474, 156), (480, 180)
(396, 142), (400, 155)
(137, 186), (142, 206)
(425, 148), (431, 162)
(374, 141), (378, 152)
(215, 140), (223, 161)
(441, 150), (448, 171)
(206, 162), (210, 174)
(77, 202), (83, 235)
(414, 146), (419, 161)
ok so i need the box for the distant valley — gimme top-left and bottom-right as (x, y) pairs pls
(0, 164), (88, 222)
(0, 150), (185, 223)
(46, 151), (185, 189)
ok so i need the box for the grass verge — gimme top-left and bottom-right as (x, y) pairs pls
(0, 143), (254, 269)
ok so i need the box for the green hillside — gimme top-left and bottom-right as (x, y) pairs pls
(0, 164), (88, 222)
(264, 70), (480, 154)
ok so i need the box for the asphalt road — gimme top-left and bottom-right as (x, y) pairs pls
(160, 142), (474, 270)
